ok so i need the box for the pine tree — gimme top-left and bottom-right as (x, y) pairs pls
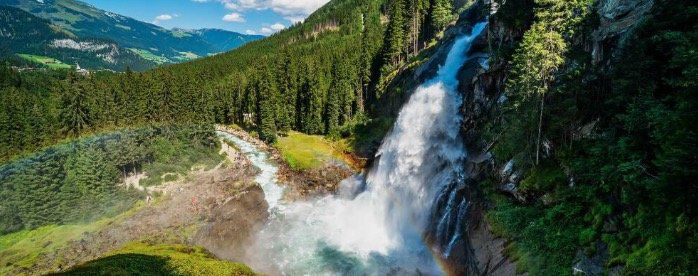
(383, 0), (408, 66)
(256, 66), (279, 143)
(325, 62), (342, 133)
(302, 73), (325, 134)
(430, 0), (453, 35)
(277, 53), (296, 133)
(59, 73), (92, 136)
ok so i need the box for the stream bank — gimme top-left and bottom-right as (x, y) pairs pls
(216, 125), (355, 200)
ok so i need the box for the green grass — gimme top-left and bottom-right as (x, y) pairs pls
(0, 203), (145, 275)
(17, 54), (72, 69)
(175, 51), (200, 61)
(171, 30), (193, 38)
(0, 225), (97, 274)
(274, 131), (350, 171)
(128, 48), (171, 64)
(55, 242), (257, 276)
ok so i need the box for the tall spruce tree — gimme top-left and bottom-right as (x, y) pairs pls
(59, 74), (92, 137)
(256, 65), (279, 143)
(430, 0), (453, 34)
(383, 0), (408, 66)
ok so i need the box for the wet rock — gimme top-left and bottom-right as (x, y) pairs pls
(471, 27), (490, 53)
(193, 184), (269, 261)
(469, 219), (520, 276)
(592, 0), (654, 64)
(338, 174), (366, 199)
(278, 163), (354, 200)
(602, 216), (620, 233)
(572, 243), (609, 276)
(495, 158), (526, 203)
(498, 182), (526, 203)
(500, 160), (514, 178)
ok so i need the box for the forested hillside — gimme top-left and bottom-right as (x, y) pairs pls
(0, 0), (465, 161)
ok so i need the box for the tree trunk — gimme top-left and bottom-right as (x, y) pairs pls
(536, 94), (545, 165)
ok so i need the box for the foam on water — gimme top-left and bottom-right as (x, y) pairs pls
(217, 132), (283, 211)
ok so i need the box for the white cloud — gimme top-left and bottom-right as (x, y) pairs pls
(270, 23), (285, 31)
(268, 0), (329, 22)
(194, 0), (329, 22)
(254, 23), (285, 35)
(152, 14), (177, 24)
(222, 12), (245, 22)
(259, 27), (273, 34)
(245, 29), (257, 35)
(156, 14), (174, 20)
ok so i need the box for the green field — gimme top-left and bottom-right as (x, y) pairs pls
(128, 48), (171, 64)
(17, 54), (72, 69)
(274, 131), (352, 170)
(175, 51), (200, 61)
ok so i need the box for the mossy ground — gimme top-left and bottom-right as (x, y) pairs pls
(274, 131), (353, 171)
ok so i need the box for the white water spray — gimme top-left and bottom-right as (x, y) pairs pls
(223, 22), (487, 275)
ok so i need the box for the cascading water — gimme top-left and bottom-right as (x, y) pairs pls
(217, 132), (283, 210)
(225, 22), (488, 275)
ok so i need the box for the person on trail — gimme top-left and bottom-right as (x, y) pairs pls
(191, 196), (199, 212)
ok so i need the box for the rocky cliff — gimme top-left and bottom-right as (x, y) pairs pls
(448, 0), (655, 275)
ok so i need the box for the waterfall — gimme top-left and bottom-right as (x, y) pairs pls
(239, 22), (488, 275)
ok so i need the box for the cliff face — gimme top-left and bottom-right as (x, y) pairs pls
(453, 7), (524, 275)
(447, 0), (655, 275)
(592, 0), (654, 65)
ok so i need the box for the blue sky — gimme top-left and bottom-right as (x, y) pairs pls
(82, 0), (329, 35)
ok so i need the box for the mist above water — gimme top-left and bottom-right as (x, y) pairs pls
(223, 22), (488, 275)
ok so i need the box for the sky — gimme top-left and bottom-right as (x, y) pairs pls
(82, 0), (330, 35)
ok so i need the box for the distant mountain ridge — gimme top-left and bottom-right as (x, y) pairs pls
(0, 5), (156, 70)
(0, 0), (263, 70)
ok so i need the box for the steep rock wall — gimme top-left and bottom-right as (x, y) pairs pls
(450, 0), (655, 275)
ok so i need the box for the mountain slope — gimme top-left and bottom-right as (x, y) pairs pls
(0, 5), (156, 70)
(187, 28), (265, 54)
(0, 0), (262, 68)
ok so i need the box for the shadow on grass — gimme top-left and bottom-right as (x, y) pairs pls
(52, 254), (173, 276)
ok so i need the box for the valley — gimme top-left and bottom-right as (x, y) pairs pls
(0, 0), (263, 71)
(0, 0), (696, 275)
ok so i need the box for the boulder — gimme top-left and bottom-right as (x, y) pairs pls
(193, 184), (269, 261)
